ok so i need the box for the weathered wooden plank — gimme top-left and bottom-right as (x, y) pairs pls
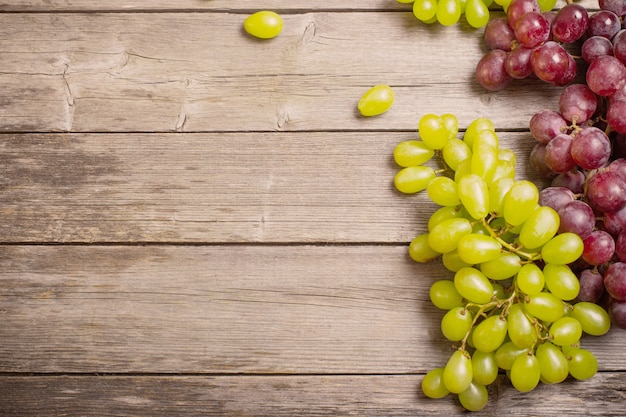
(1, 245), (625, 374)
(0, 12), (570, 133)
(0, 373), (624, 417)
(0, 132), (542, 243)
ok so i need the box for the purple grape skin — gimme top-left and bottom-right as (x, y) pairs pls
(530, 143), (557, 178)
(551, 170), (586, 194)
(604, 261), (626, 301)
(544, 133), (576, 173)
(571, 127), (612, 170)
(604, 204), (626, 235)
(608, 100), (626, 134)
(578, 268), (606, 303)
(552, 4), (589, 43)
(587, 10), (622, 39)
(587, 170), (626, 213)
(553, 54), (578, 86)
(558, 200), (596, 239)
(609, 298), (626, 329)
(530, 41), (572, 85)
(539, 186), (576, 211)
(507, 0), (541, 27)
(514, 12), (550, 48)
(586, 55), (626, 97)
(484, 17), (516, 51)
(616, 230), (626, 260)
(558, 84), (598, 124)
(609, 158), (626, 181)
(613, 30), (626, 65)
(476, 49), (513, 91)
(582, 36), (614, 64)
(582, 230), (616, 265)
(529, 109), (568, 144)
(505, 46), (534, 79)
(599, 0), (626, 16)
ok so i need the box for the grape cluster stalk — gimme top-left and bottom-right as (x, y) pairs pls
(394, 114), (612, 411)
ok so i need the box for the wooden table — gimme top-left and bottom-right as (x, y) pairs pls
(1, 1), (624, 415)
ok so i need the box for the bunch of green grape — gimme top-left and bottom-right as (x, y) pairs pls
(397, 0), (492, 28)
(393, 114), (612, 411)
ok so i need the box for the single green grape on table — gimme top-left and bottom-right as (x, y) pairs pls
(244, 11), (283, 39)
(393, 113), (612, 412)
(358, 85), (395, 117)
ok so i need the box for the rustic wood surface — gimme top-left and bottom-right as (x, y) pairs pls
(1, 1), (624, 416)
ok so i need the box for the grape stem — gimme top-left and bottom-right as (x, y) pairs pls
(480, 217), (541, 262)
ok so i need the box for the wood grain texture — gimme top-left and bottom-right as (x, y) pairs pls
(0, 132), (542, 243)
(0, 11), (571, 133)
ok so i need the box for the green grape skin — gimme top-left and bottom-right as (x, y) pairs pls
(480, 252), (521, 280)
(549, 316), (583, 346)
(358, 85), (394, 117)
(464, 118), (495, 149)
(457, 174), (490, 220)
(408, 233), (441, 263)
(567, 348), (598, 380)
(421, 367), (450, 399)
(472, 315), (508, 353)
(443, 349), (473, 394)
(489, 177), (515, 216)
(541, 233), (584, 265)
(543, 263), (580, 301)
(442, 249), (473, 272)
(569, 302), (611, 336)
(498, 148), (517, 166)
(454, 267), (494, 304)
(488, 159), (516, 184)
(471, 350), (498, 385)
(518, 206), (560, 250)
(454, 158), (472, 182)
(427, 176), (460, 206)
(457, 234), (502, 264)
(428, 206), (467, 231)
(536, 342), (569, 384)
(393, 140), (434, 167)
(503, 180), (539, 226)
(524, 292), (565, 323)
(442, 138), (472, 171)
(430, 279), (464, 310)
(471, 144), (498, 180)
(472, 127), (499, 150)
(413, 0), (438, 22)
(436, 0), (462, 26)
(507, 303), (538, 349)
(441, 113), (459, 140)
(458, 381), (489, 412)
(510, 353), (541, 392)
(492, 282), (507, 300)
(442, 306), (474, 341)
(516, 263), (545, 296)
(394, 166), (436, 194)
(428, 218), (473, 253)
(465, 0), (490, 28)
(419, 114), (449, 150)
(244, 11), (284, 39)
(495, 341), (527, 370)
(537, 0), (558, 10)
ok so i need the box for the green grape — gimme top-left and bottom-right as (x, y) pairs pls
(471, 350), (498, 385)
(464, 118), (495, 149)
(498, 148), (517, 166)
(510, 353), (541, 392)
(408, 233), (441, 263)
(541, 232), (584, 265)
(518, 206), (560, 249)
(536, 342), (569, 384)
(549, 316), (583, 346)
(441, 113), (459, 140)
(495, 341), (527, 370)
(454, 158), (472, 182)
(524, 292), (565, 323)
(421, 368), (449, 398)
(507, 303), (538, 349)
(503, 180), (539, 226)
(419, 114), (449, 150)
(488, 177), (515, 216)
(427, 176), (460, 206)
(492, 282), (507, 300)
(481, 0), (494, 6)
(428, 218), (473, 253)
(454, 267), (494, 304)
(516, 263), (545, 296)
(472, 128), (499, 150)
(394, 166), (436, 194)
(471, 143), (498, 180)
(393, 140), (434, 167)
(537, 0), (557, 11)
(458, 381), (489, 412)
(569, 301), (611, 336)
(488, 159), (516, 184)
(442, 249), (472, 272)
(413, 0), (438, 22)
(442, 306), (474, 341)
(244, 11), (284, 39)
(442, 138), (472, 171)
(358, 84), (394, 117)
(436, 0), (462, 26)
(456, 233), (502, 264)
(472, 315), (508, 353)
(443, 349), (473, 393)
(428, 206), (467, 231)
(465, 0), (490, 27)
(567, 348), (598, 380)
(430, 279), (464, 310)
(543, 263), (580, 301)
(457, 174), (490, 220)
(480, 252), (521, 280)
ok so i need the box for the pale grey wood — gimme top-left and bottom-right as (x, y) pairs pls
(0, 132), (542, 243)
(0, 373), (625, 417)
(1, 245), (625, 374)
(0, 12), (569, 133)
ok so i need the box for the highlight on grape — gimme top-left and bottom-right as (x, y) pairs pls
(393, 113), (612, 411)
